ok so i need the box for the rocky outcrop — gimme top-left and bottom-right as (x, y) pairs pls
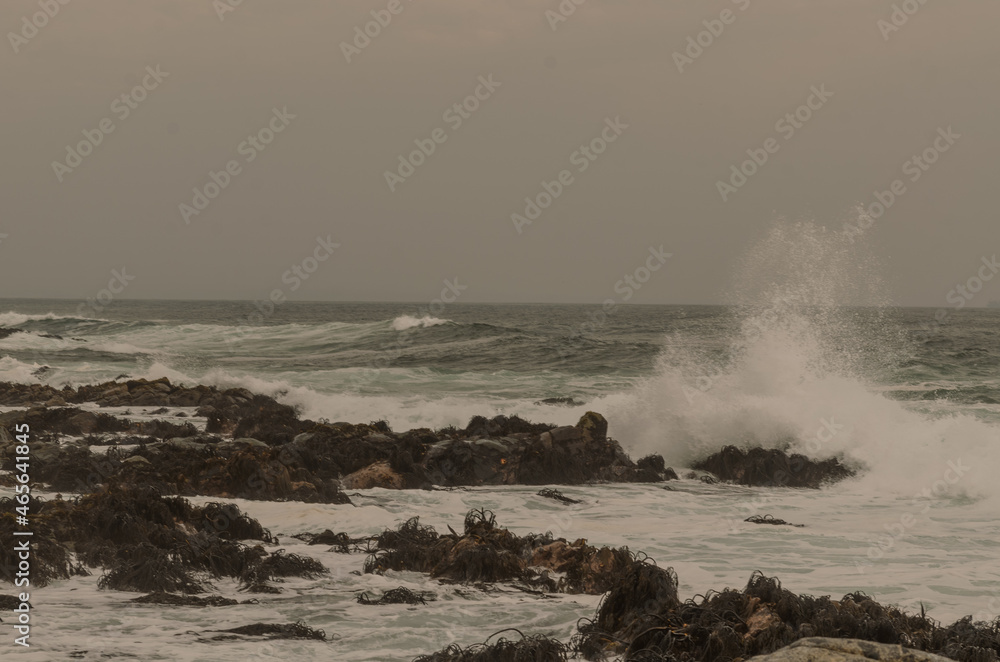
(693, 445), (855, 488)
(750, 638), (955, 662)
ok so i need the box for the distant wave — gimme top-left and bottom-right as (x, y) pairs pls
(391, 315), (452, 331)
(0, 311), (107, 326)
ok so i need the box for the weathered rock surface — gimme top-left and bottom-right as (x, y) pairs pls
(750, 638), (956, 662)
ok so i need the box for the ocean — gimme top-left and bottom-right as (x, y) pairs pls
(1, 293), (999, 660)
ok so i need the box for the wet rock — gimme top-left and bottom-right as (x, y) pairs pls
(749, 637), (955, 662)
(535, 397), (585, 407)
(577, 411), (608, 443)
(0, 594), (27, 610)
(693, 445), (855, 488)
(207, 622), (326, 641)
(357, 587), (429, 605)
(537, 488), (581, 504)
(0, 328), (23, 340)
(130, 592), (238, 607)
(341, 461), (405, 489)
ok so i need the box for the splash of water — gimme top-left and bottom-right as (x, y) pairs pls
(607, 219), (998, 501)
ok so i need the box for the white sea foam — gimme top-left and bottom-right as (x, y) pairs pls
(607, 220), (1000, 502)
(391, 315), (451, 331)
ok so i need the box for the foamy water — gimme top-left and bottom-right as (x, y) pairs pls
(4, 480), (998, 661)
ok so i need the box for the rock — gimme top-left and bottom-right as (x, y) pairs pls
(0, 328), (23, 340)
(749, 637), (954, 662)
(693, 445), (855, 488)
(225, 438), (270, 450)
(122, 455), (152, 467)
(170, 391), (202, 407)
(67, 411), (99, 434)
(131, 391), (163, 406)
(577, 411), (608, 443)
(637, 454), (665, 473)
(535, 397), (585, 407)
(549, 426), (584, 444)
(130, 592), (238, 607)
(340, 461), (404, 489)
(166, 437), (211, 452)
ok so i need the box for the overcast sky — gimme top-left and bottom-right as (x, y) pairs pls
(1, 0), (998, 306)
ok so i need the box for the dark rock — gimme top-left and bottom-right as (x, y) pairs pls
(751, 637), (955, 662)
(208, 622), (326, 641)
(130, 592), (238, 607)
(537, 488), (581, 504)
(637, 454), (666, 473)
(693, 445), (855, 488)
(0, 594), (28, 610)
(357, 587), (429, 605)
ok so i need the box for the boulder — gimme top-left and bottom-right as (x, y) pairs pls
(577, 411), (608, 442)
(68, 411), (99, 434)
(693, 445), (855, 488)
(341, 461), (404, 490)
(749, 638), (954, 662)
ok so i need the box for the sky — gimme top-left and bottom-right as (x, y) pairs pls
(1, 0), (998, 306)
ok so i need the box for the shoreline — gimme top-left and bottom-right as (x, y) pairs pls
(1, 377), (993, 661)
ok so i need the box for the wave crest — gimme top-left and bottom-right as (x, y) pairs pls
(391, 315), (451, 331)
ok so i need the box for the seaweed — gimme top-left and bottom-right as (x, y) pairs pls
(240, 548), (328, 586)
(98, 544), (205, 594)
(413, 630), (569, 662)
(292, 529), (363, 552)
(209, 622), (326, 641)
(357, 587), (429, 605)
(744, 515), (805, 528)
(130, 592), (238, 606)
(537, 489), (582, 505)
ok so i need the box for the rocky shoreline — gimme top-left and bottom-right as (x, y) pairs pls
(3, 378), (995, 661)
(0, 378), (856, 502)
